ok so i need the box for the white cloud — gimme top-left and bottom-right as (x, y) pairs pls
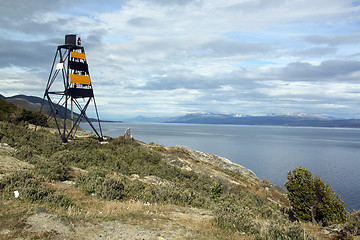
(1, 0), (360, 119)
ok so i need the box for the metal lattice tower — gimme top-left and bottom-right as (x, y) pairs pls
(38, 34), (103, 142)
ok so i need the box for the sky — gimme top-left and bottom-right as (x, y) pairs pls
(1, 0), (360, 120)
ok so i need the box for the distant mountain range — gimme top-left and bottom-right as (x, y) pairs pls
(128, 112), (360, 128)
(2, 94), (360, 128)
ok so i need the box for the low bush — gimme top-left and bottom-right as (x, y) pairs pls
(36, 159), (70, 181)
(75, 169), (107, 195)
(345, 210), (360, 236)
(0, 122), (64, 159)
(214, 196), (261, 235)
(16, 109), (48, 126)
(98, 178), (125, 200)
(213, 194), (317, 239)
(76, 170), (212, 207)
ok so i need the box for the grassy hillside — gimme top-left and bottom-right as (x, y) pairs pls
(0, 108), (359, 238)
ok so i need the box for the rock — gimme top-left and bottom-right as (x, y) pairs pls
(143, 175), (170, 185)
(0, 143), (15, 153)
(124, 128), (133, 139)
(171, 145), (258, 178)
(26, 212), (70, 236)
(0, 229), (11, 235)
(130, 174), (140, 179)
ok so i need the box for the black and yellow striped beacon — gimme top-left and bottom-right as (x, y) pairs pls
(38, 34), (103, 142)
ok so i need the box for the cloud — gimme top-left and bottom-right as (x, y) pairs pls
(0, 0), (74, 37)
(293, 47), (338, 58)
(1, 0), (360, 119)
(0, 67), (45, 97)
(304, 35), (360, 46)
(148, 0), (195, 6)
(127, 17), (159, 28)
(201, 40), (270, 57)
(280, 60), (360, 81)
(0, 37), (55, 69)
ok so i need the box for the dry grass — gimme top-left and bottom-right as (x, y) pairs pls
(54, 183), (241, 240)
(51, 180), (220, 235)
(0, 194), (49, 239)
(1, 177), (226, 239)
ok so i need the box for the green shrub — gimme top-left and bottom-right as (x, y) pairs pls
(46, 193), (75, 208)
(0, 122), (63, 159)
(37, 159), (70, 181)
(313, 176), (347, 225)
(98, 178), (125, 200)
(75, 169), (107, 195)
(285, 167), (315, 222)
(75, 170), (211, 207)
(211, 181), (222, 199)
(285, 167), (347, 226)
(214, 196), (261, 235)
(214, 194), (317, 239)
(16, 109), (48, 126)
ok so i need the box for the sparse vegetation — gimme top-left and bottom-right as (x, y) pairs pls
(0, 171), (73, 208)
(345, 210), (360, 235)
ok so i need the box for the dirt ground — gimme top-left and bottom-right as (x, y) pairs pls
(23, 207), (214, 240)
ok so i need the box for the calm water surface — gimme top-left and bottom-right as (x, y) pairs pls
(82, 122), (360, 211)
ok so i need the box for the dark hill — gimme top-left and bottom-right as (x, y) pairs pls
(1, 94), (80, 120)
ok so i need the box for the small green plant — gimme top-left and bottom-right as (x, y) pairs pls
(211, 181), (222, 199)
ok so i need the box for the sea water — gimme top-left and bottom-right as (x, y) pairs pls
(82, 122), (360, 211)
